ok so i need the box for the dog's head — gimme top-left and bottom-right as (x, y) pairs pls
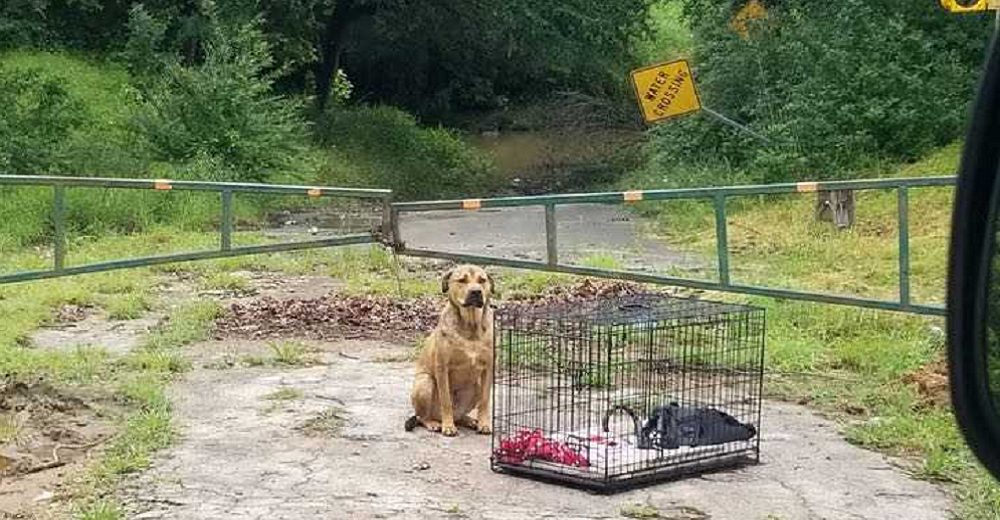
(441, 264), (494, 309)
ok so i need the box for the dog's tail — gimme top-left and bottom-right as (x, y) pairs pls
(404, 415), (420, 432)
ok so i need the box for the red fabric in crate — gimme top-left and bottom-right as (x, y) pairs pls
(494, 429), (591, 468)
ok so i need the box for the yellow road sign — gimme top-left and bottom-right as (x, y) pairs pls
(940, 0), (1000, 12)
(630, 60), (702, 124)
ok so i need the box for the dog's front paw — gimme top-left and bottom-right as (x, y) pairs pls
(441, 423), (458, 436)
(477, 422), (492, 435)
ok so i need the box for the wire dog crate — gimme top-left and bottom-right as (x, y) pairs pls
(491, 293), (765, 492)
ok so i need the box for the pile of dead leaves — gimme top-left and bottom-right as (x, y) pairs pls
(506, 279), (647, 307)
(215, 280), (661, 341)
(902, 358), (950, 409)
(215, 295), (440, 340)
(54, 304), (91, 323)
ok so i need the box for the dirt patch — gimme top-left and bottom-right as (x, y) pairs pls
(0, 379), (112, 517)
(30, 312), (160, 354)
(228, 272), (346, 302)
(902, 359), (950, 409)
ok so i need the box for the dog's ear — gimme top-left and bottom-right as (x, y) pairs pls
(441, 269), (454, 294)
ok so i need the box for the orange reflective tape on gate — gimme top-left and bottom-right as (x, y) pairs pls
(623, 191), (644, 202)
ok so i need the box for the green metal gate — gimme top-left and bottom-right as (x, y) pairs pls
(391, 176), (953, 317)
(0, 174), (952, 316)
(0, 175), (392, 284)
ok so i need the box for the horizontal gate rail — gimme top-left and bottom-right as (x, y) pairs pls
(392, 176), (955, 211)
(0, 175), (391, 198)
(1, 174), (956, 317)
(394, 176), (955, 317)
(0, 175), (392, 285)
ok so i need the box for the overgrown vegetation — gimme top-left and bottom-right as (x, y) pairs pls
(643, 0), (988, 188)
(315, 105), (498, 199)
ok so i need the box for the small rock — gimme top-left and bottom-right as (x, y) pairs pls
(362, 443), (370, 448)
(366, 491), (379, 497)
(352, 451), (361, 456)
(33, 491), (55, 503)
(413, 461), (431, 471)
(464, 460), (472, 466)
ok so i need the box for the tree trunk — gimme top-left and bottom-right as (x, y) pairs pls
(815, 189), (855, 229)
(314, 1), (374, 112)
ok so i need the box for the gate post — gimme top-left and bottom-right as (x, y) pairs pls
(53, 185), (66, 271)
(816, 189), (855, 229)
(545, 204), (558, 266)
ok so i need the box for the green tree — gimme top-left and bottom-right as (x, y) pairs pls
(132, 17), (307, 181)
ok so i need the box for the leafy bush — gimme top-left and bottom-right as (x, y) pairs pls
(645, 0), (992, 186)
(1, 51), (155, 179)
(0, 66), (84, 174)
(315, 105), (499, 200)
(132, 19), (308, 182)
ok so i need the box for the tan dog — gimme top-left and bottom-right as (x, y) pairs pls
(404, 265), (494, 436)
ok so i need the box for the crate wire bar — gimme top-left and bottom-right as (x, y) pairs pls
(491, 294), (765, 492)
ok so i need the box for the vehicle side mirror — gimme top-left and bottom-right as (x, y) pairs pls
(948, 31), (1000, 480)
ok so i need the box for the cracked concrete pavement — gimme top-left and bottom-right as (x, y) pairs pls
(121, 338), (953, 520)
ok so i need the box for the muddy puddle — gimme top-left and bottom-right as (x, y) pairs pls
(466, 129), (643, 195)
